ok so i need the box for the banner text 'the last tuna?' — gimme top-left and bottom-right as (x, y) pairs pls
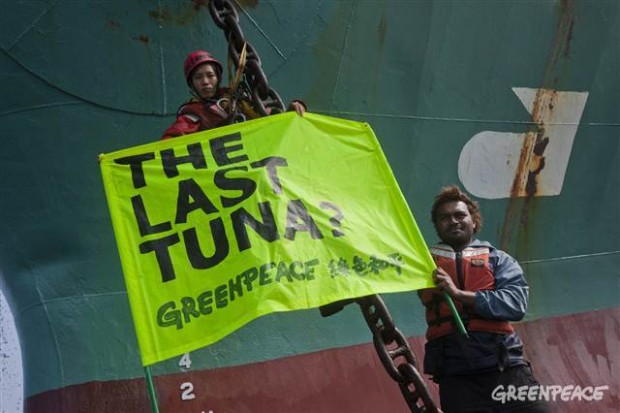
(113, 132), (346, 283)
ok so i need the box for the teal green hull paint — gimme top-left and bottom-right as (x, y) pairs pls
(0, 0), (618, 403)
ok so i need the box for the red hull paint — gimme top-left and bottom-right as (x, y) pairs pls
(27, 308), (619, 413)
(517, 308), (620, 412)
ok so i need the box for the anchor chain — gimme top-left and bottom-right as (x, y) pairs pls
(208, 0), (286, 118)
(321, 295), (439, 413)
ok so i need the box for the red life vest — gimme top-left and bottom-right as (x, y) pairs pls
(419, 245), (514, 340)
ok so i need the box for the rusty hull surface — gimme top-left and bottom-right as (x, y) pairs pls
(24, 308), (619, 413)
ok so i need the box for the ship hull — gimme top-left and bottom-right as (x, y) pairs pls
(1, 0), (618, 412)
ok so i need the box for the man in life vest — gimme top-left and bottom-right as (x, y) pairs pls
(162, 50), (305, 139)
(420, 185), (548, 412)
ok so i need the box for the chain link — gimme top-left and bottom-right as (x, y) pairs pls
(322, 295), (439, 413)
(208, 0), (285, 118)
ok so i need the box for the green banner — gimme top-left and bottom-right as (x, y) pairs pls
(99, 112), (435, 366)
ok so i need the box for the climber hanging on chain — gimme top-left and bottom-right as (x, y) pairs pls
(161, 49), (305, 140)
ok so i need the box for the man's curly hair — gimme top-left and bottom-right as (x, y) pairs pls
(431, 185), (483, 234)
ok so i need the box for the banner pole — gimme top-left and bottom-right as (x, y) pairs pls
(443, 293), (469, 338)
(144, 366), (161, 413)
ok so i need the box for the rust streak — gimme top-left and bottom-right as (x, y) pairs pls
(509, 90), (557, 199)
(564, 18), (575, 58)
(149, 3), (209, 26)
(500, 90), (557, 250)
(377, 13), (387, 47)
(192, 0), (209, 10)
(106, 20), (121, 29)
(133, 35), (150, 45)
(499, 0), (575, 251)
(149, 9), (171, 23)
